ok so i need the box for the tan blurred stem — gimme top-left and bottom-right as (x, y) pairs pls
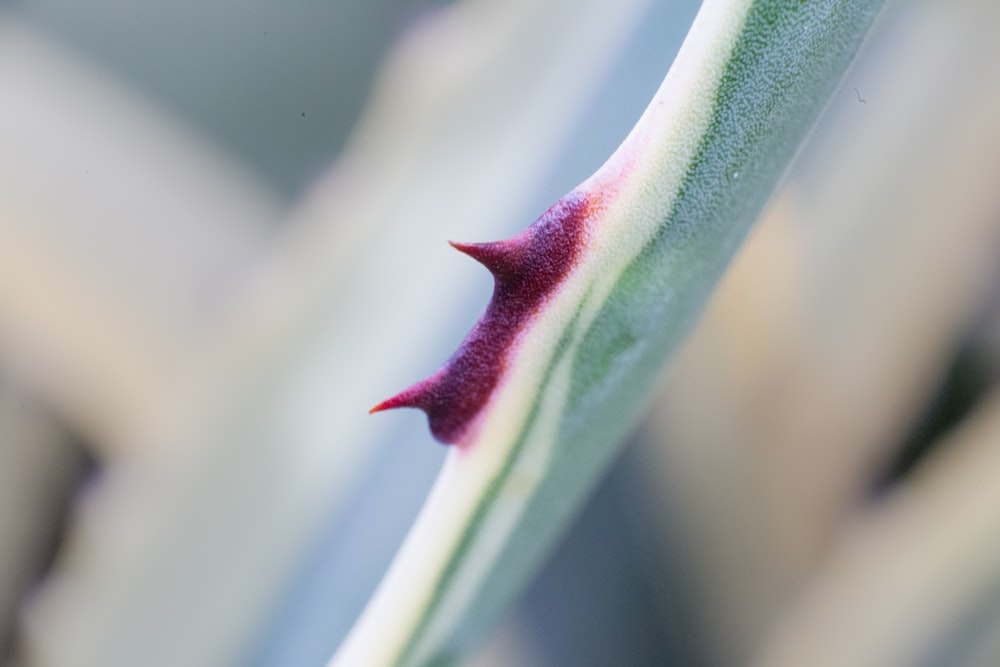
(635, 0), (1000, 662)
(0, 383), (84, 657)
(0, 19), (279, 457)
(754, 388), (1000, 667)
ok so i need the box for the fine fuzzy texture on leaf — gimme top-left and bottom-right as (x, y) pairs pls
(345, 1), (886, 665)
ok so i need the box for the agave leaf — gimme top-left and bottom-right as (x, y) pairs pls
(337, 0), (885, 665)
(636, 0), (1000, 659)
(3, 1), (649, 665)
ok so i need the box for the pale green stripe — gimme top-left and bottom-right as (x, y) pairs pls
(333, 1), (885, 664)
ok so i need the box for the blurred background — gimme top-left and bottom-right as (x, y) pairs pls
(2, 0), (999, 665)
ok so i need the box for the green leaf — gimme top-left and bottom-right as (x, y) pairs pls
(335, 1), (885, 665)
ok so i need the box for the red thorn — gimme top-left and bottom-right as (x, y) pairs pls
(371, 191), (593, 446)
(449, 240), (523, 280)
(369, 384), (429, 415)
(368, 398), (397, 415)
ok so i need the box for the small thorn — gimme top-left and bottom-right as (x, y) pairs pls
(449, 240), (522, 279)
(369, 379), (433, 415)
(368, 399), (396, 415)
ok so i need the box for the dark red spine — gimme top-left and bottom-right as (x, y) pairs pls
(371, 189), (600, 444)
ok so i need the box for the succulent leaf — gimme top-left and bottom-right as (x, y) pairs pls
(346, 0), (886, 665)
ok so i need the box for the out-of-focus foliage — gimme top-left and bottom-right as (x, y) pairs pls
(1, 0), (999, 666)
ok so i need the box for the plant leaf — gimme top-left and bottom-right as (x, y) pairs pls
(338, 1), (885, 665)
